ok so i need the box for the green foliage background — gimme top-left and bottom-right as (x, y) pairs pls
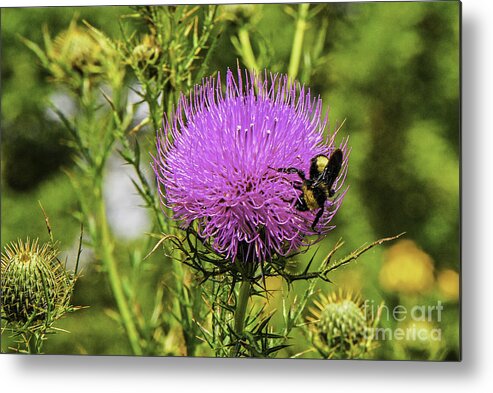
(1, 2), (459, 359)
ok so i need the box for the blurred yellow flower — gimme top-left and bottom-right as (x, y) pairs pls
(396, 319), (442, 356)
(437, 269), (459, 301)
(254, 276), (284, 313)
(379, 240), (434, 295)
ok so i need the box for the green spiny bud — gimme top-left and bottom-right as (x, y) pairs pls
(307, 291), (380, 359)
(42, 18), (120, 89)
(130, 34), (162, 67)
(52, 23), (102, 76)
(1, 239), (76, 328)
(220, 4), (257, 26)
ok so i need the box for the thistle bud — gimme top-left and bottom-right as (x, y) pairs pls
(307, 291), (379, 359)
(41, 19), (121, 89)
(55, 28), (98, 73)
(1, 239), (76, 328)
(130, 34), (162, 71)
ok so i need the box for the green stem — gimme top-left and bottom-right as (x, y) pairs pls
(97, 196), (143, 356)
(238, 28), (258, 72)
(22, 331), (44, 354)
(34, 332), (44, 354)
(174, 259), (197, 357)
(25, 333), (36, 354)
(231, 280), (251, 356)
(288, 3), (310, 80)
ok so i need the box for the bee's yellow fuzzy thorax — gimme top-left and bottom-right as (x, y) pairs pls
(316, 155), (329, 174)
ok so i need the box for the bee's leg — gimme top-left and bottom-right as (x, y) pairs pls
(280, 185), (304, 206)
(295, 195), (309, 211)
(273, 167), (306, 181)
(311, 206), (325, 230)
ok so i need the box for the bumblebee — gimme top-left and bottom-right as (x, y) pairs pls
(274, 149), (343, 230)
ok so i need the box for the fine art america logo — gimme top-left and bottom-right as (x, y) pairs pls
(363, 300), (444, 341)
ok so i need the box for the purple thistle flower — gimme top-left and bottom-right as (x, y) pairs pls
(153, 68), (349, 263)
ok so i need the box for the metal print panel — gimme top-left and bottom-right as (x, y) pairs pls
(1, 1), (460, 360)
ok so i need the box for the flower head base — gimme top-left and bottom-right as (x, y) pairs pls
(154, 68), (348, 263)
(1, 239), (77, 327)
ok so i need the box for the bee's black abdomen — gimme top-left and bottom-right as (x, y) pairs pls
(312, 185), (327, 209)
(295, 194), (309, 211)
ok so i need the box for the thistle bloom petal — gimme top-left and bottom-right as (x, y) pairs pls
(154, 68), (348, 263)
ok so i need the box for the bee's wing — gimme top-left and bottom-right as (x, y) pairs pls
(323, 149), (343, 188)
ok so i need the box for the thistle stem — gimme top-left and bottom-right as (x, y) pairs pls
(97, 196), (143, 356)
(288, 3), (310, 80)
(238, 28), (258, 72)
(21, 331), (44, 354)
(232, 280), (251, 352)
(174, 259), (197, 356)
